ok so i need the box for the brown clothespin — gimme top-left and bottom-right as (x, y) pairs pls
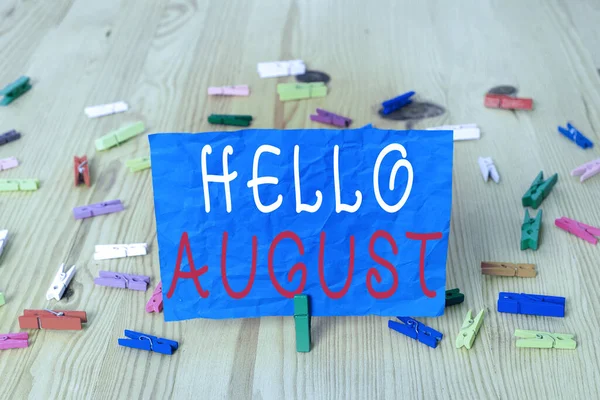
(481, 262), (536, 278)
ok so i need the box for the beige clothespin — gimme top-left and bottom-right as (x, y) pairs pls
(481, 262), (536, 278)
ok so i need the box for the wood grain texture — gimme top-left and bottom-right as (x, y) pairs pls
(1, 0), (600, 398)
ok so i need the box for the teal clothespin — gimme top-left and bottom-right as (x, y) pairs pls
(0, 76), (32, 106)
(521, 209), (542, 250)
(294, 294), (311, 353)
(445, 288), (465, 307)
(522, 171), (558, 209)
(207, 114), (252, 127)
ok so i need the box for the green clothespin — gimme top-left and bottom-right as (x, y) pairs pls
(522, 171), (558, 209)
(445, 288), (465, 307)
(515, 329), (576, 349)
(521, 209), (542, 250)
(0, 179), (39, 192)
(95, 121), (146, 151)
(207, 114), (252, 127)
(126, 157), (151, 172)
(294, 294), (311, 353)
(277, 82), (327, 101)
(0, 76), (32, 106)
(456, 309), (485, 349)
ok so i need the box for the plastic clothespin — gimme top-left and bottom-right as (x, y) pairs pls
(514, 329), (576, 350)
(95, 121), (145, 151)
(558, 122), (593, 149)
(456, 309), (485, 350)
(0, 76), (32, 106)
(0, 229), (7, 259)
(426, 123), (480, 141)
(0, 333), (28, 350)
(484, 93), (533, 110)
(481, 261), (536, 278)
(522, 171), (557, 209)
(521, 209), (542, 250)
(46, 263), (76, 301)
(555, 216), (600, 245)
(126, 157), (151, 172)
(94, 271), (150, 291)
(0, 157), (19, 172)
(94, 243), (147, 260)
(73, 199), (124, 219)
(84, 101), (128, 118)
(207, 85), (250, 96)
(445, 288), (464, 307)
(294, 294), (311, 352)
(207, 114), (253, 127)
(309, 108), (352, 128)
(478, 157), (499, 183)
(388, 317), (443, 348)
(257, 60), (306, 78)
(146, 282), (163, 313)
(381, 91), (415, 115)
(0, 179), (39, 192)
(571, 158), (600, 182)
(118, 330), (178, 355)
(74, 155), (90, 187)
(18, 309), (87, 330)
(0, 130), (21, 146)
(277, 82), (327, 101)
(497, 292), (565, 317)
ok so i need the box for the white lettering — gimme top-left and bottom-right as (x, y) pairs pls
(334, 145), (362, 213)
(294, 145), (322, 213)
(201, 145), (238, 213)
(373, 144), (413, 213)
(246, 145), (283, 213)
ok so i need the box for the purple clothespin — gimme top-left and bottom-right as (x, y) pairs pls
(73, 199), (124, 219)
(310, 108), (352, 128)
(571, 158), (600, 182)
(0, 130), (21, 146)
(0, 157), (19, 171)
(94, 271), (150, 291)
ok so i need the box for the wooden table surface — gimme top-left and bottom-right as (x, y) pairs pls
(1, 1), (600, 399)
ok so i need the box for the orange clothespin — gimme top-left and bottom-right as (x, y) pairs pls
(481, 262), (536, 278)
(74, 156), (90, 187)
(145, 281), (163, 313)
(18, 309), (87, 330)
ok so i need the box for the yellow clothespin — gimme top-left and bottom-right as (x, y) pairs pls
(126, 157), (151, 172)
(456, 309), (485, 349)
(277, 82), (327, 101)
(95, 121), (145, 151)
(515, 329), (576, 349)
(0, 179), (39, 192)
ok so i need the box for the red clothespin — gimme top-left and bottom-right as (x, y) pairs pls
(74, 156), (90, 187)
(0, 332), (28, 350)
(18, 309), (87, 330)
(484, 94), (533, 111)
(146, 281), (163, 313)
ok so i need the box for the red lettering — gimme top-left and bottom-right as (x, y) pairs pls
(367, 230), (399, 299)
(318, 232), (355, 299)
(166, 232), (209, 299)
(221, 232), (257, 299)
(405, 232), (443, 298)
(268, 231), (307, 298)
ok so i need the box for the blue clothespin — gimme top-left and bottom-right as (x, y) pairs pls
(497, 292), (565, 317)
(558, 122), (593, 149)
(381, 91), (415, 115)
(388, 317), (442, 348)
(118, 330), (178, 355)
(0, 76), (32, 106)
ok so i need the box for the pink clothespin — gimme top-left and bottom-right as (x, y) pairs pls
(555, 217), (600, 245)
(0, 332), (28, 350)
(145, 281), (163, 313)
(571, 158), (600, 182)
(207, 85), (250, 96)
(0, 157), (18, 171)
(310, 108), (352, 128)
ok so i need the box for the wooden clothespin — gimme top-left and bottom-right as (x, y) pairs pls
(0, 157), (19, 171)
(84, 101), (128, 118)
(126, 157), (151, 172)
(46, 263), (76, 301)
(94, 271), (150, 291)
(445, 288), (464, 307)
(207, 114), (253, 127)
(309, 108), (352, 128)
(481, 262), (536, 278)
(484, 93), (533, 110)
(0, 332), (28, 350)
(0, 179), (39, 192)
(294, 294), (311, 352)
(257, 60), (305, 78)
(93, 243), (147, 261)
(456, 309), (485, 349)
(0, 130), (21, 146)
(118, 330), (178, 355)
(207, 85), (250, 96)
(74, 156), (90, 187)
(555, 217), (600, 245)
(146, 282), (163, 313)
(381, 91), (415, 115)
(522, 171), (558, 209)
(521, 209), (542, 250)
(571, 158), (600, 182)
(19, 309), (87, 330)
(0, 76), (32, 106)
(277, 82), (327, 101)
(478, 157), (499, 183)
(388, 317), (443, 348)
(498, 292), (565, 317)
(95, 121), (145, 151)
(73, 199), (124, 220)
(515, 329), (576, 349)
(0, 229), (7, 259)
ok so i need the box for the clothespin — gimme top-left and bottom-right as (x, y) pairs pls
(74, 156), (90, 187)
(0, 229), (7, 259)
(277, 82), (327, 101)
(207, 85), (250, 96)
(497, 292), (565, 317)
(558, 122), (593, 149)
(426, 123), (480, 141)
(73, 199), (124, 219)
(0, 157), (19, 171)
(381, 91), (415, 115)
(522, 171), (558, 209)
(571, 158), (600, 182)
(19, 309), (87, 330)
(294, 294), (311, 352)
(514, 329), (576, 350)
(94, 243), (147, 260)
(0, 179), (39, 192)
(481, 262), (536, 277)
(207, 114), (253, 127)
(0, 130), (21, 146)
(310, 108), (352, 128)
(95, 121), (145, 151)
(0, 292), (5, 307)
(125, 157), (151, 172)
(146, 282), (163, 313)
(388, 317), (443, 348)
(257, 60), (306, 78)
(0, 333), (28, 350)
(84, 101), (128, 118)
(46, 263), (76, 301)
(521, 209), (542, 250)
(445, 288), (464, 307)
(118, 330), (178, 355)
(484, 93), (533, 110)
(478, 157), (499, 183)
(0, 76), (31, 106)
(555, 216), (600, 245)
(94, 271), (150, 291)
(456, 309), (485, 350)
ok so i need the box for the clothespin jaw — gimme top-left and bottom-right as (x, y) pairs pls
(0, 332), (28, 350)
(514, 329), (576, 349)
(95, 121), (145, 151)
(0, 157), (19, 171)
(18, 310), (87, 330)
(445, 288), (464, 307)
(0, 130), (21, 146)
(74, 156), (90, 187)
(481, 262), (537, 277)
(521, 209), (542, 250)
(388, 317), (443, 348)
(0, 229), (7, 259)
(118, 330), (178, 355)
(126, 157), (151, 172)
(0, 179), (39, 192)
(94, 271), (150, 291)
(497, 292), (565, 317)
(207, 85), (250, 96)
(558, 123), (593, 149)
(277, 82), (327, 101)
(456, 309), (485, 349)
(484, 94), (533, 110)
(571, 158), (600, 182)
(294, 294), (311, 352)
(0, 76), (32, 106)
(73, 199), (124, 219)
(84, 101), (128, 118)
(146, 282), (163, 313)
(310, 108), (352, 128)
(381, 91), (415, 115)
(207, 114), (253, 127)
(46, 263), (76, 301)
(555, 216), (600, 245)
(521, 171), (557, 209)
(478, 157), (500, 183)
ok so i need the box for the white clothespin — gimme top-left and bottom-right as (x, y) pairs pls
(257, 60), (306, 78)
(46, 263), (76, 301)
(94, 243), (148, 261)
(0, 229), (7, 258)
(427, 123), (480, 141)
(84, 101), (129, 118)
(478, 157), (500, 183)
